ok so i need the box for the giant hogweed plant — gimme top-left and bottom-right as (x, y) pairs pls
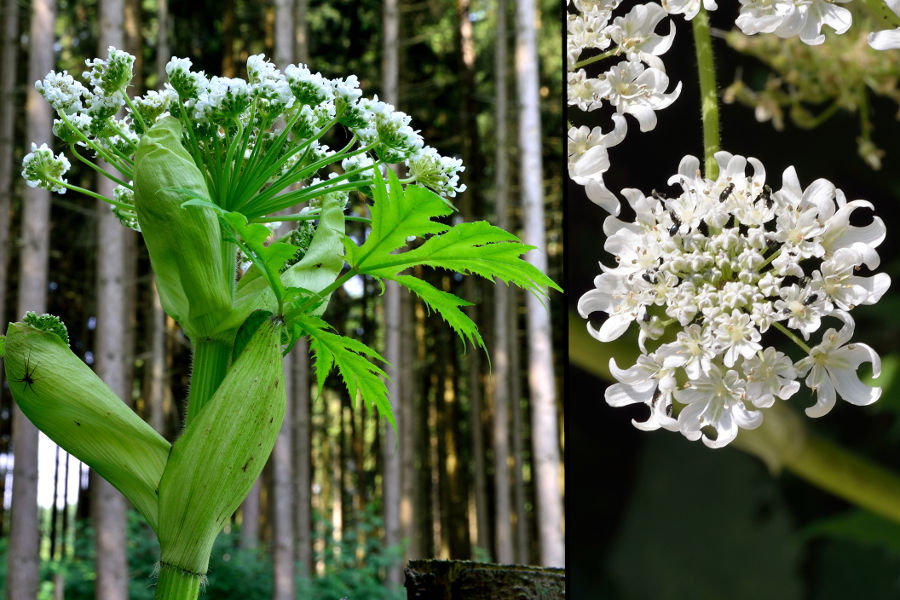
(569, 1), (900, 521)
(3, 50), (559, 598)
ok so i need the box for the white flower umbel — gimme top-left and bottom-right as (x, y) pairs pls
(661, 0), (718, 21)
(21, 143), (71, 194)
(735, 0), (852, 45)
(578, 151), (889, 447)
(868, 0), (900, 49)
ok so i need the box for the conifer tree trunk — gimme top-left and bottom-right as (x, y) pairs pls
(155, 0), (169, 81)
(514, 0), (564, 568)
(293, 337), (312, 575)
(509, 289), (529, 563)
(7, 1), (54, 597)
(382, 0), (404, 587)
(491, 0), (515, 565)
(271, 11), (296, 598)
(93, 2), (131, 597)
(455, 0), (490, 558)
(0, 0), (18, 366)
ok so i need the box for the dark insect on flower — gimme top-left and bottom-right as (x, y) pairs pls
(641, 272), (657, 284)
(719, 182), (734, 202)
(804, 294), (819, 306)
(668, 212), (681, 236)
(13, 352), (39, 392)
(652, 189), (666, 201)
(642, 310), (652, 322)
(755, 184), (773, 209)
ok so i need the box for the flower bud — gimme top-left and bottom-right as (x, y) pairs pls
(155, 313), (286, 575)
(4, 320), (170, 531)
(134, 115), (230, 340)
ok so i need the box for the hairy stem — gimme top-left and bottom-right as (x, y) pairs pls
(692, 4), (720, 179)
(185, 339), (231, 426)
(153, 562), (204, 600)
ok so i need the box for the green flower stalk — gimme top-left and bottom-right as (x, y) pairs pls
(3, 315), (170, 531)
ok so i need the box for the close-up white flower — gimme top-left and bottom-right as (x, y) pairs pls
(735, 0), (852, 45)
(578, 151), (890, 446)
(594, 60), (682, 131)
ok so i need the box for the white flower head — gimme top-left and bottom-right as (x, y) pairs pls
(83, 46), (135, 97)
(608, 3), (677, 71)
(166, 56), (209, 99)
(594, 60), (682, 132)
(736, 0), (852, 45)
(581, 152), (889, 447)
(36, 71), (89, 116)
(21, 143), (71, 194)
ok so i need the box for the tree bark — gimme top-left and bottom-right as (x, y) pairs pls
(382, 0), (403, 587)
(0, 0), (19, 371)
(509, 287), (529, 563)
(491, 0), (515, 565)
(93, 3), (131, 597)
(155, 0), (170, 84)
(514, 0), (564, 568)
(294, 0), (309, 64)
(270, 14), (297, 599)
(293, 338), (312, 576)
(7, 1), (54, 597)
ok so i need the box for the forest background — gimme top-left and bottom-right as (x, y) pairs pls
(0, 0), (564, 598)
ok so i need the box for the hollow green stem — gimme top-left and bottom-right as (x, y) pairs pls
(54, 180), (129, 209)
(573, 49), (617, 70)
(772, 320), (812, 354)
(70, 146), (133, 190)
(153, 562), (204, 600)
(252, 212), (370, 224)
(692, 4), (720, 179)
(184, 338), (231, 426)
(122, 92), (148, 134)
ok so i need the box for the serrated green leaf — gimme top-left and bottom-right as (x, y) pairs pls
(344, 169), (450, 268)
(393, 274), (483, 352)
(294, 313), (395, 431)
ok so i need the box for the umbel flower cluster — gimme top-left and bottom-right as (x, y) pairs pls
(578, 152), (890, 448)
(567, 0), (900, 214)
(22, 47), (466, 230)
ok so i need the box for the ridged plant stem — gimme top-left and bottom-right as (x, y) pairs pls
(692, 4), (720, 179)
(153, 562), (203, 600)
(185, 339), (231, 426)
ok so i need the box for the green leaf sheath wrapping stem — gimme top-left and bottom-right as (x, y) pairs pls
(218, 191), (346, 333)
(134, 116), (230, 341)
(3, 322), (170, 531)
(156, 314), (286, 576)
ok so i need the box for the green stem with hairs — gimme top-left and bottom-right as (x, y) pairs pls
(184, 339), (231, 426)
(153, 562), (204, 600)
(692, 4), (720, 179)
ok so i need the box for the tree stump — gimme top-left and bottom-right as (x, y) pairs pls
(404, 559), (565, 599)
